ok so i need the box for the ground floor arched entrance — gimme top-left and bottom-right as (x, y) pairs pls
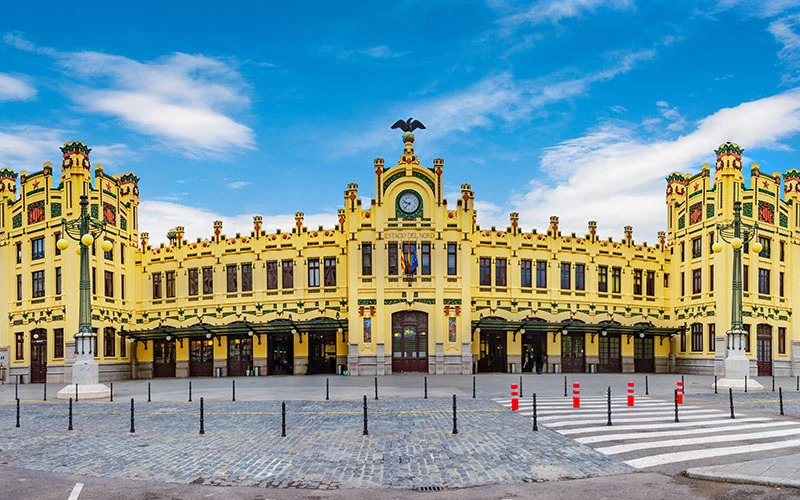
(189, 338), (214, 376)
(308, 332), (337, 374)
(521, 332), (546, 373)
(269, 333), (294, 375)
(561, 333), (585, 373)
(228, 336), (253, 376)
(30, 329), (47, 383)
(479, 331), (507, 372)
(597, 333), (621, 373)
(154, 339), (176, 377)
(633, 336), (654, 372)
(391, 311), (428, 372)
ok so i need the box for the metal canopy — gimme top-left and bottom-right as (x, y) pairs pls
(122, 317), (347, 342)
(471, 317), (684, 339)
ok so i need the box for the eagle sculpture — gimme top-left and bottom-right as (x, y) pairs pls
(391, 117), (426, 132)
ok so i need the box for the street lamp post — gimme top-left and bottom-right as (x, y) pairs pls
(56, 195), (113, 399)
(712, 200), (764, 390)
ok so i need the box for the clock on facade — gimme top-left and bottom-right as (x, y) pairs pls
(398, 191), (421, 214)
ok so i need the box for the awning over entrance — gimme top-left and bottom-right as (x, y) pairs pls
(121, 317), (348, 347)
(471, 317), (685, 344)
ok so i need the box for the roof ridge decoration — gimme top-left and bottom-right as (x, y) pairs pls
(391, 117), (425, 166)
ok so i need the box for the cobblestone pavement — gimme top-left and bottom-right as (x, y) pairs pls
(0, 398), (630, 489)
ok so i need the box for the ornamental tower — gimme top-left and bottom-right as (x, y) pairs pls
(58, 141), (93, 217)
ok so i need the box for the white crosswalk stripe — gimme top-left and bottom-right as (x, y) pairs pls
(493, 395), (800, 470)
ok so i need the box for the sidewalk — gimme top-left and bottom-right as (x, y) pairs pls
(685, 454), (800, 489)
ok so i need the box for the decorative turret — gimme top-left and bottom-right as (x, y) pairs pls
(253, 215), (262, 237)
(587, 221), (597, 241)
(459, 183), (474, 213)
(167, 226), (184, 246)
(345, 183), (359, 211)
(658, 231), (666, 248)
(374, 158), (384, 205)
(294, 211), (304, 232)
(509, 212), (519, 234)
(548, 216), (560, 237)
(665, 172), (687, 204)
(0, 168), (17, 199)
(398, 132), (419, 165)
(60, 141), (92, 170)
(715, 142), (744, 173)
(337, 208), (346, 232)
(624, 225), (633, 245)
(213, 220), (223, 242)
(140, 232), (149, 250)
(433, 158), (443, 204)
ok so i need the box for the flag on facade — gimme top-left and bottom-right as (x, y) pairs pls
(400, 244), (418, 275)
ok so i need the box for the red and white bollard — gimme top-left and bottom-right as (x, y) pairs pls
(627, 381), (635, 407)
(676, 380), (684, 405)
(510, 383), (519, 411)
(572, 382), (580, 408)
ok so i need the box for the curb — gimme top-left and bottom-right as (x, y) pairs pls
(684, 470), (800, 489)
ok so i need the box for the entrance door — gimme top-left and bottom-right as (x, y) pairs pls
(391, 311), (428, 372)
(30, 329), (47, 383)
(190, 339), (214, 376)
(561, 334), (585, 373)
(598, 334), (622, 373)
(269, 333), (294, 375)
(478, 331), (507, 372)
(757, 324), (772, 376)
(153, 340), (176, 377)
(308, 332), (336, 375)
(228, 336), (253, 376)
(521, 332), (546, 373)
(633, 336), (655, 372)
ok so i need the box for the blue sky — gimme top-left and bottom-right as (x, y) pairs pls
(4, 0), (800, 243)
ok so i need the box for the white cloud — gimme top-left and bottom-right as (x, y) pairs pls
(0, 73), (36, 101)
(139, 200), (337, 244)
(716, 0), (800, 18)
(226, 181), (251, 189)
(769, 14), (800, 84)
(90, 143), (132, 168)
(656, 101), (687, 131)
(0, 125), (64, 169)
(321, 45), (406, 59)
(509, 89), (800, 241)
(500, 0), (634, 27)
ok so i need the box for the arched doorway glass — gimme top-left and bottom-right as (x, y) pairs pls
(391, 311), (428, 372)
(757, 324), (772, 376)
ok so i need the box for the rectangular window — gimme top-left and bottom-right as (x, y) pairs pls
(120, 333), (126, 357)
(16, 242), (22, 264)
(104, 242), (113, 261)
(104, 270), (114, 298)
(646, 270), (655, 296)
(680, 242), (685, 262)
(92, 267), (97, 295)
(575, 263), (585, 291)
(778, 327), (786, 354)
(560, 263), (571, 290)
(780, 241), (785, 262)
(16, 333), (24, 360)
(14, 274), (20, 300)
(691, 323), (703, 352)
(521, 259), (532, 288)
(226, 264), (238, 293)
(241, 263), (252, 292)
(664, 273), (669, 288)
(120, 243), (125, 264)
(401, 243), (417, 276)
(744, 240), (749, 254)
(324, 257), (337, 286)
(202, 266), (213, 295)
(388, 243), (398, 275)
(121, 275), (125, 300)
(54, 328), (64, 359)
(681, 271), (685, 296)
(680, 330), (686, 353)
(361, 244), (372, 276)
(496, 258), (507, 286)
(709, 323), (716, 352)
(32, 270), (45, 298)
(282, 260), (294, 288)
(598, 265), (608, 292)
(611, 267), (621, 294)
(188, 268), (199, 295)
(744, 324), (751, 352)
(266, 262), (278, 289)
(308, 258), (320, 287)
(710, 265), (714, 292)
(692, 269), (702, 294)
(709, 232), (715, 253)
(633, 269), (642, 295)
(691, 237), (702, 259)
(31, 237), (45, 260)
(104, 328), (115, 357)
(165, 270), (175, 298)
(779, 271), (784, 298)
(758, 268), (770, 295)
(152, 272), (162, 299)
(758, 236), (771, 259)
(447, 243), (457, 275)
(56, 267), (62, 295)
(479, 258), (491, 286)
(55, 232), (62, 256)
(536, 260), (547, 288)
(420, 243), (431, 275)
(743, 265), (749, 292)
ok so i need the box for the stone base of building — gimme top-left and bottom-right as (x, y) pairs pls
(773, 360), (793, 377)
(675, 357), (716, 375)
(136, 362), (154, 379)
(793, 341), (800, 376)
(294, 356), (308, 375)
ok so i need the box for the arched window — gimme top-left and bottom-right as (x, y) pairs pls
(103, 327), (116, 357)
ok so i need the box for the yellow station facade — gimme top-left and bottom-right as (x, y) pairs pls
(1, 136), (798, 382)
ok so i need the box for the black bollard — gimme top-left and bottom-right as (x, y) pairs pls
(130, 398), (135, 433)
(607, 387), (612, 426)
(189, 381), (192, 402)
(780, 387), (785, 416)
(199, 397), (205, 435)
(374, 377), (378, 400)
(424, 376), (428, 400)
(472, 376), (476, 398)
(674, 389), (679, 423)
(772, 376), (775, 392)
(232, 379), (236, 402)
(452, 395), (458, 435)
(519, 375), (523, 399)
(729, 388), (735, 419)
(15, 398), (20, 428)
(43, 383), (46, 402)
(362, 395), (369, 436)
(682, 375), (685, 396)
(326, 378), (329, 401)
(645, 375), (649, 396)
(564, 376), (567, 397)
(110, 382), (113, 402)
(15, 380), (18, 400)
(281, 401), (286, 437)
(148, 382), (151, 403)
(75, 383), (79, 402)
(797, 375), (799, 392)
(745, 375), (748, 393)
(532, 393), (538, 432)
(714, 375), (718, 394)
(68, 398), (73, 431)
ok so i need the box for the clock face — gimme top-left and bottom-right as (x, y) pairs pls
(398, 192), (420, 214)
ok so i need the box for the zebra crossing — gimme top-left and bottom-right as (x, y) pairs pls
(494, 395), (800, 469)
